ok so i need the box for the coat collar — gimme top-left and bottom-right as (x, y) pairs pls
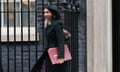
(45, 19), (56, 34)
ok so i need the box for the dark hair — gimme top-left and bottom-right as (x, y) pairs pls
(44, 6), (61, 20)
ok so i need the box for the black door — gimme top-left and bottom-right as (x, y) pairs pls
(113, 0), (120, 72)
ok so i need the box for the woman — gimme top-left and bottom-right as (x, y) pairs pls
(31, 6), (69, 72)
(43, 6), (68, 72)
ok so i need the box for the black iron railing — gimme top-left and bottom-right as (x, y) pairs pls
(0, 0), (80, 72)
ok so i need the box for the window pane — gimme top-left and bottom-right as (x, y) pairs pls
(30, 12), (35, 26)
(15, 2), (20, 11)
(30, 2), (35, 11)
(9, 13), (14, 26)
(3, 13), (7, 26)
(16, 13), (20, 27)
(22, 12), (35, 27)
(8, 2), (14, 12)
(4, 12), (21, 27)
(3, 2), (21, 27)
(2, 1), (35, 27)
(22, 12), (28, 26)
(3, 2), (20, 12)
(4, 12), (14, 27)
(22, 1), (35, 11)
(3, 2), (8, 11)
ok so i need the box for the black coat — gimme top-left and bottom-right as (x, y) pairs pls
(31, 19), (67, 72)
(44, 19), (64, 58)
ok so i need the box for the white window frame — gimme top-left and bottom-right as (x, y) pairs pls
(1, 0), (39, 42)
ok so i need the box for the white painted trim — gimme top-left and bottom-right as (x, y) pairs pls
(1, 0), (35, 2)
(87, 0), (112, 72)
(87, 0), (94, 72)
(106, 0), (112, 71)
(1, 27), (39, 42)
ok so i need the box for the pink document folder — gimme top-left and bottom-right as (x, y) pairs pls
(48, 44), (72, 64)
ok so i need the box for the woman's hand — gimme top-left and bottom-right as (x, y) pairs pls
(57, 58), (64, 64)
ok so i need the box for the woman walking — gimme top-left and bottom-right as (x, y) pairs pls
(43, 6), (67, 72)
(31, 6), (70, 72)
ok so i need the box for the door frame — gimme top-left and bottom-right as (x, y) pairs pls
(87, 0), (112, 72)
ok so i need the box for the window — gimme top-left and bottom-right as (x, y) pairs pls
(1, 0), (38, 42)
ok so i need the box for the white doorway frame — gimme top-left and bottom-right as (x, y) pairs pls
(87, 0), (112, 72)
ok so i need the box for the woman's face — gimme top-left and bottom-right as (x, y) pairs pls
(44, 8), (52, 20)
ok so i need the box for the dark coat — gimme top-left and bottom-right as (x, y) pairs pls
(44, 19), (68, 72)
(44, 19), (64, 58)
(31, 19), (67, 72)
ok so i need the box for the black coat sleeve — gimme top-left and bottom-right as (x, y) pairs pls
(54, 23), (64, 58)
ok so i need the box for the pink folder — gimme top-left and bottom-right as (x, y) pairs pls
(48, 44), (72, 64)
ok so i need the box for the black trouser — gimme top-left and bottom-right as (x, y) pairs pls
(0, 63), (3, 72)
(0, 56), (3, 72)
(31, 50), (47, 72)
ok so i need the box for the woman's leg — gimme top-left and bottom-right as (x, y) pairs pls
(31, 51), (47, 72)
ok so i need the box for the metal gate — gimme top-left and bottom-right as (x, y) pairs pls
(0, 0), (80, 72)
